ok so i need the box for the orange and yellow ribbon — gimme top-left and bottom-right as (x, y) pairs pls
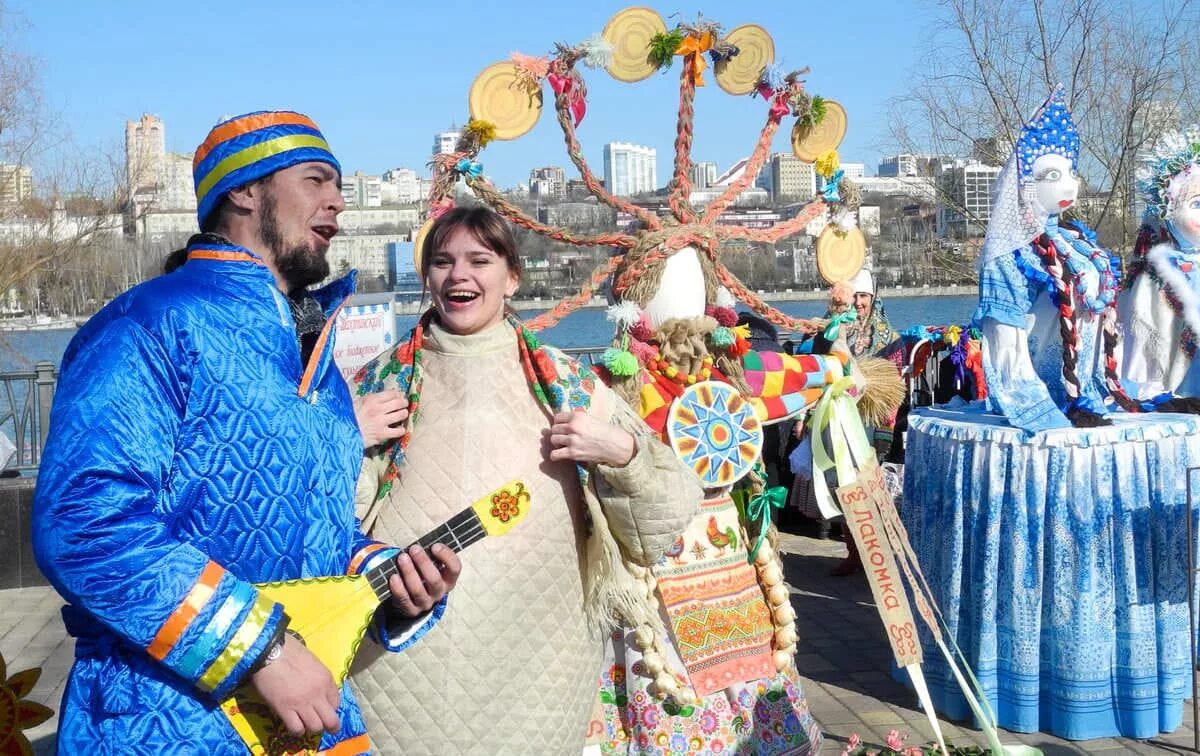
(675, 31), (714, 86)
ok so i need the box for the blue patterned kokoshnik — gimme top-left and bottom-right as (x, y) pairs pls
(1016, 86), (1080, 178)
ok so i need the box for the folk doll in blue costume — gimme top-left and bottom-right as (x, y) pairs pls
(32, 111), (453, 754)
(975, 87), (1140, 433)
(1120, 125), (1200, 409)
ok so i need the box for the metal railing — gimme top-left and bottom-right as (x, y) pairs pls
(561, 347), (604, 367)
(0, 361), (56, 474)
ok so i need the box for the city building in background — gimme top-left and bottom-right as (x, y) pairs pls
(936, 160), (1001, 236)
(0, 164), (33, 207)
(603, 142), (657, 196)
(690, 161), (717, 189)
(342, 171), (383, 208)
(528, 166), (567, 198)
(768, 152), (816, 201)
(433, 125), (461, 156)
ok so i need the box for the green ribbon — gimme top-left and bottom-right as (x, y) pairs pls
(822, 311), (857, 341)
(745, 486), (787, 564)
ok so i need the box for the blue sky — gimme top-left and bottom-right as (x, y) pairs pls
(11, 0), (935, 187)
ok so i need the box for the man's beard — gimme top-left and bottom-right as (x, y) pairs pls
(260, 191), (329, 291)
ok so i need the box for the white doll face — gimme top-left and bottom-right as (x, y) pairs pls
(1168, 173), (1200, 250)
(1030, 154), (1079, 216)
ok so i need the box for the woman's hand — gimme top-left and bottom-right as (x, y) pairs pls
(546, 410), (636, 468)
(354, 389), (409, 448)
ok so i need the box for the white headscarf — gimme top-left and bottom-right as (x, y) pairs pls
(847, 268), (875, 297)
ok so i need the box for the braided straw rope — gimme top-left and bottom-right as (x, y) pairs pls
(550, 59), (662, 231)
(667, 55), (700, 224)
(523, 255), (623, 332)
(468, 176), (636, 249)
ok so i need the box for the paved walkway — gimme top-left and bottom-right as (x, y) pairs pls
(4, 532), (1198, 754)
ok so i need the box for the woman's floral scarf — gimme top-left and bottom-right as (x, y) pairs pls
(353, 311), (597, 500)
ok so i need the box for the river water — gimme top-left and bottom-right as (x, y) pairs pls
(0, 293), (979, 372)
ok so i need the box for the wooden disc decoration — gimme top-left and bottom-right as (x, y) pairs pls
(667, 381), (763, 488)
(791, 100), (848, 163)
(714, 24), (774, 96)
(412, 218), (435, 279)
(468, 62), (543, 141)
(815, 225), (866, 285)
(602, 6), (668, 83)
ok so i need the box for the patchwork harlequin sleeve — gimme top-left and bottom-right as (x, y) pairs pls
(32, 318), (284, 701)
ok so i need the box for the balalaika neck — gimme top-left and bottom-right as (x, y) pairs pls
(362, 505), (485, 602)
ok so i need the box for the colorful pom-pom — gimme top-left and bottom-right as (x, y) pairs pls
(710, 326), (735, 348)
(602, 347), (639, 377)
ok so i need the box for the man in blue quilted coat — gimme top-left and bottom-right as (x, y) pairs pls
(32, 111), (459, 754)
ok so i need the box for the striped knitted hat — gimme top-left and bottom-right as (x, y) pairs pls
(192, 110), (341, 227)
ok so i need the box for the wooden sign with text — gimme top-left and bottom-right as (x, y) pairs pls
(836, 459), (923, 668)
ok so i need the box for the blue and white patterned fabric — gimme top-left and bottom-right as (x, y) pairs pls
(901, 405), (1200, 740)
(33, 238), (383, 753)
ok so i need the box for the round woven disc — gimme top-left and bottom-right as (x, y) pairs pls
(412, 218), (435, 279)
(791, 100), (848, 163)
(468, 62), (543, 141)
(667, 381), (763, 488)
(815, 225), (866, 285)
(715, 24), (775, 96)
(602, 6), (667, 83)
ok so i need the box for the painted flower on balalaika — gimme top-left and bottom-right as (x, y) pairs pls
(0, 651), (54, 756)
(489, 482), (529, 524)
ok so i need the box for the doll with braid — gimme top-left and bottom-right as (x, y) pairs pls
(974, 87), (1138, 434)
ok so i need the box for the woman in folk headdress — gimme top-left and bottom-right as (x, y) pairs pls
(840, 268), (898, 360)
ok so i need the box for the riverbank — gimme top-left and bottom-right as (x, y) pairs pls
(394, 284), (976, 315)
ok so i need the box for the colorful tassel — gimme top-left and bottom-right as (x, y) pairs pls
(605, 301), (642, 330)
(578, 35), (614, 69)
(463, 119), (497, 150)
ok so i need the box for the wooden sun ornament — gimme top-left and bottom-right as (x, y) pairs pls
(0, 651), (53, 756)
(418, 6), (860, 333)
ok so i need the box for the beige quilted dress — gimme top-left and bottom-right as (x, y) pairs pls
(350, 321), (700, 755)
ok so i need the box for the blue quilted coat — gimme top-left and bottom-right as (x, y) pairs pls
(33, 239), (381, 754)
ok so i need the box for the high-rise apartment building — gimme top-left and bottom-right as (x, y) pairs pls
(0, 164), (32, 207)
(342, 171), (383, 208)
(690, 161), (717, 189)
(382, 168), (423, 204)
(528, 166), (567, 198)
(937, 160), (1001, 236)
(603, 143), (657, 197)
(768, 153), (816, 201)
(433, 126), (461, 156)
(840, 163), (866, 180)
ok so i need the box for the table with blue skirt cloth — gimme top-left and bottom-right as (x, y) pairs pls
(900, 404), (1200, 740)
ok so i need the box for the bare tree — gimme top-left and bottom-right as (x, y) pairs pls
(0, 2), (134, 323)
(889, 0), (1199, 270)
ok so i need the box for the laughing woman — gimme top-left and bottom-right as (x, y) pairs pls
(348, 206), (700, 755)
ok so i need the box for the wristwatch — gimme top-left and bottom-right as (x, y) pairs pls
(249, 616), (291, 675)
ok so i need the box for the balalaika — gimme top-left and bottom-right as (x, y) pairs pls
(220, 480), (530, 754)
